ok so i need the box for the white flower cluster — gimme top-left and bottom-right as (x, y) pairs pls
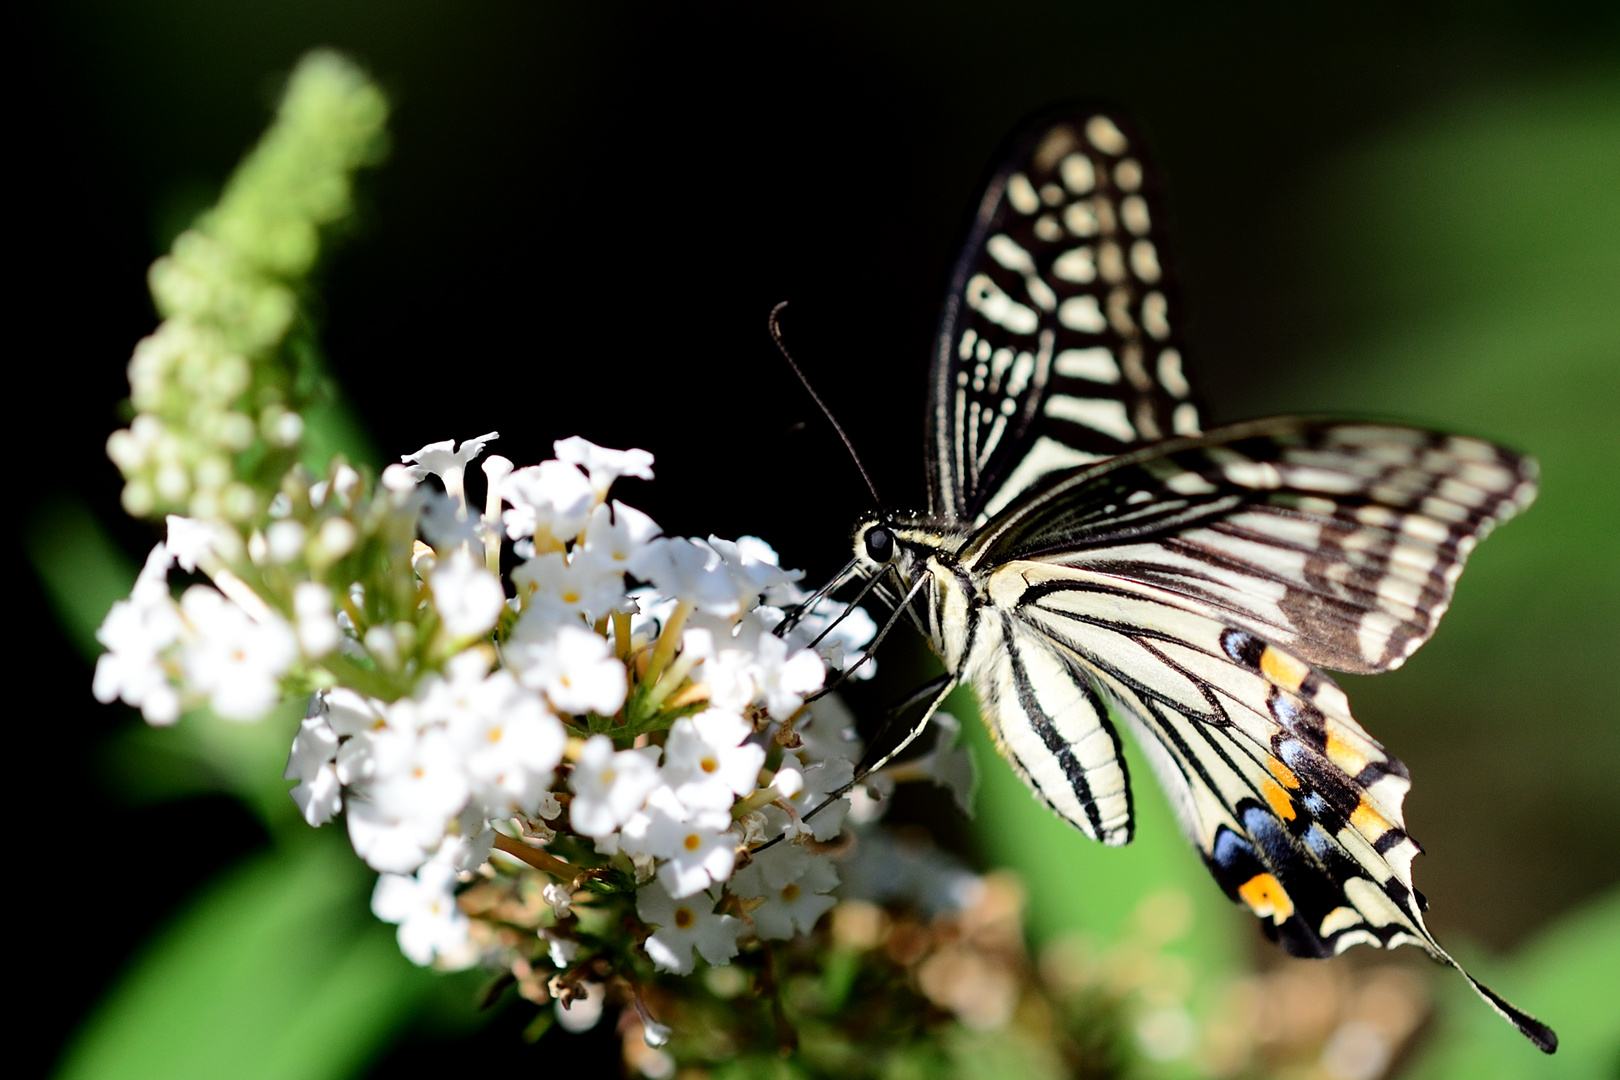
(94, 433), (879, 977)
(92, 523), (308, 725)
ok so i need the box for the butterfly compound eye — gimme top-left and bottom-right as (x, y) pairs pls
(865, 526), (895, 564)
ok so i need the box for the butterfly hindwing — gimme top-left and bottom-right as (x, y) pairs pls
(965, 555), (1556, 1048)
(928, 109), (1201, 526)
(965, 606), (1134, 846)
(970, 558), (1427, 947)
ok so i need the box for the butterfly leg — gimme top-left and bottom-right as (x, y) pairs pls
(853, 673), (960, 780)
(768, 673), (959, 847)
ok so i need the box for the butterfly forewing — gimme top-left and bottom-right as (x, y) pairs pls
(929, 110), (1202, 526)
(963, 419), (1539, 673)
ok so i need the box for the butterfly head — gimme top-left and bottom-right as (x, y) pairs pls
(851, 514), (964, 580)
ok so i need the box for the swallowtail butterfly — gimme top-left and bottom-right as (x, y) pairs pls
(840, 109), (1555, 1052)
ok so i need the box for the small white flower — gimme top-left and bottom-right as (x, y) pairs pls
(284, 705), (342, 826)
(165, 514), (237, 571)
(347, 799), (437, 874)
(367, 725), (471, 848)
(764, 752), (855, 842)
(782, 600), (878, 680)
(176, 585), (296, 721)
(322, 686), (388, 738)
(636, 881), (742, 975)
(92, 543), (183, 725)
(750, 634), (824, 718)
(796, 694), (864, 764)
(620, 789), (736, 898)
(706, 535), (803, 610)
(428, 661), (565, 819)
(729, 843), (840, 941)
(656, 826), (737, 898)
(569, 736), (662, 839)
(629, 537), (739, 615)
(554, 436), (654, 497)
(371, 862), (472, 967)
(660, 710), (766, 816)
(509, 625), (627, 716)
(511, 550), (626, 628)
(401, 432), (499, 507)
(575, 501), (661, 578)
(430, 550), (505, 639)
(499, 459), (594, 544)
(683, 613), (824, 717)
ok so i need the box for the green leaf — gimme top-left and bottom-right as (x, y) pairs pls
(98, 698), (309, 832)
(1405, 888), (1620, 1080)
(25, 497), (139, 662)
(52, 837), (439, 1080)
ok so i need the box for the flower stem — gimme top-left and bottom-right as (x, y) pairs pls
(492, 832), (576, 879)
(641, 600), (691, 687)
(611, 611), (633, 662)
(641, 648), (700, 712)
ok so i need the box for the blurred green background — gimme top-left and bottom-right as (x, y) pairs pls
(17, 3), (1617, 1078)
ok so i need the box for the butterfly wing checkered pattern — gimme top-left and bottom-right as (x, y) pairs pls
(928, 111), (1201, 526)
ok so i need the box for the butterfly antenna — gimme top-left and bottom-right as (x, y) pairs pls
(800, 567), (889, 651)
(770, 302), (886, 511)
(773, 555), (860, 638)
(805, 572), (929, 702)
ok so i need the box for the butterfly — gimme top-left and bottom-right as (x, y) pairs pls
(831, 108), (1557, 1053)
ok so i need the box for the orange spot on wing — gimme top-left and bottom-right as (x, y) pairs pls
(1259, 645), (1309, 692)
(1238, 873), (1295, 925)
(1266, 758), (1301, 790)
(1261, 778), (1297, 821)
(1326, 724), (1372, 777)
(1350, 799), (1392, 842)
